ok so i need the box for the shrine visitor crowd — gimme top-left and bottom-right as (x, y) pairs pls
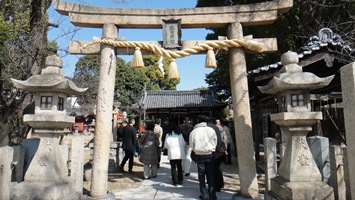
(114, 115), (235, 200)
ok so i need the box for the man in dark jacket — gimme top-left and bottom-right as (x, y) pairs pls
(119, 118), (136, 173)
(115, 119), (124, 171)
(207, 118), (225, 192)
(116, 119), (124, 142)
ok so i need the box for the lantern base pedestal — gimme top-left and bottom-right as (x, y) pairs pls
(270, 176), (334, 200)
(11, 179), (81, 200)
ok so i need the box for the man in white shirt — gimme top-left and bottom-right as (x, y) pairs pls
(189, 115), (217, 200)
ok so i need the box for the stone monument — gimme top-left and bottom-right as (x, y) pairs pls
(10, 55), (87, 199)
(259, 51), (335, 199)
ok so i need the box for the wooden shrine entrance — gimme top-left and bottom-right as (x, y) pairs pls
(54, 0), (293, 198)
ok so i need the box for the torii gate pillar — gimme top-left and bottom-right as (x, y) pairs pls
(90, 24), (117, 199)
(228, 22), (259, 198)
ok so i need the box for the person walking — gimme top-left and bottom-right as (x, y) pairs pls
(221, 119), (233, 165)
(179, 116), (193, 176)
(214, 119), (227, 192)
(190, 115), (217, 200)
(154, 118), (163, 168)
(119, 118), (136, 174)
(138, 122), (160, 179)
(161, 118), (171, 155)
(115, 119), (124, 171)
(116, 119), (124, 142)
(164, 122), (186, 186)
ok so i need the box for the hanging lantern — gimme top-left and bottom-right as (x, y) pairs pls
(130, 47), (144, 68)
(205, 47), (217, 68)
(168, 59), (179, 80)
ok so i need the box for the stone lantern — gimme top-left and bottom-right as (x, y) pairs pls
(10, 55), (87, 199)
(259, 51), (335, 199)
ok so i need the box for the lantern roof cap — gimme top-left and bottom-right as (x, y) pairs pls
(258, 51), (334, 94)
(11, 55), (87, 95)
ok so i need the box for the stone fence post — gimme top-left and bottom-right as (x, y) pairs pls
(264, 137), (277, 191)
(307, 136), (331, 183)
(71, 137), (84, 194)
(12, 146), (25, 182)
(342, 146), (352, 200)
(0, 146), (14, 200)
(340, 62), (355, 200)
(329, 145), (346, 200)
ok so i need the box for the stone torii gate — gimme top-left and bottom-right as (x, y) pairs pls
(54, 0), (293, 199)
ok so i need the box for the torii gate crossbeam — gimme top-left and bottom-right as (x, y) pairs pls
(54, 0), (292, 28)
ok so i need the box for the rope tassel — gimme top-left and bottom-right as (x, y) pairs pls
(205, 48), (217, 68)
(131, 47), (144, 68)
(168, 59), (179, 80)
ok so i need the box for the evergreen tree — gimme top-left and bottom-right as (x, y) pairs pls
(72, 54), (179, 114)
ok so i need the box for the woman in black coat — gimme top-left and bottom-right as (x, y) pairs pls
(139, 122), (160, 179)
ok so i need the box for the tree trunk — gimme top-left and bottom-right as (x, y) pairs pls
(0, 0), (51, 147)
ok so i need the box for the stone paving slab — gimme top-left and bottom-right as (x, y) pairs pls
(113, 155), (262, 200)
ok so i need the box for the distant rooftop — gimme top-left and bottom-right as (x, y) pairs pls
(141, 90), (226, 109)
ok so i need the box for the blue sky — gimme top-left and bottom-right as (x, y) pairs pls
(48, 0), (215, 90)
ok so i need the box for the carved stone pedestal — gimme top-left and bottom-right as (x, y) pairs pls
(270, 176), (334, 200)
(269, 115), (334, 200)
(10, 137), (81, 200)
(11, 179), (80, 200)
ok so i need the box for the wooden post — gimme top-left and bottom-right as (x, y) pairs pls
(228, 22), (259, 198)
(90, 23), (117, 199)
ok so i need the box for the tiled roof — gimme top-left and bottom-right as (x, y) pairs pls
(248, 28), (354, 75)
(142, 90), (226, 109)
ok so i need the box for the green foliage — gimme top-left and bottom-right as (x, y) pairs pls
(47, 40), (59, 55)
(193, 86), (208, 90)
(0, 0), (38, 102)
(140, 55), (179, 90)
(72, 55), (101, 105)
(72, 55), (179, 110)
(0, 0), (31, 36)
(0, 14), (12, 45)
(115, 59), (147, 107)
(223, 105), (230, 119)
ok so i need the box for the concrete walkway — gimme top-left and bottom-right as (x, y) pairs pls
(113, 155), (264, 200)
